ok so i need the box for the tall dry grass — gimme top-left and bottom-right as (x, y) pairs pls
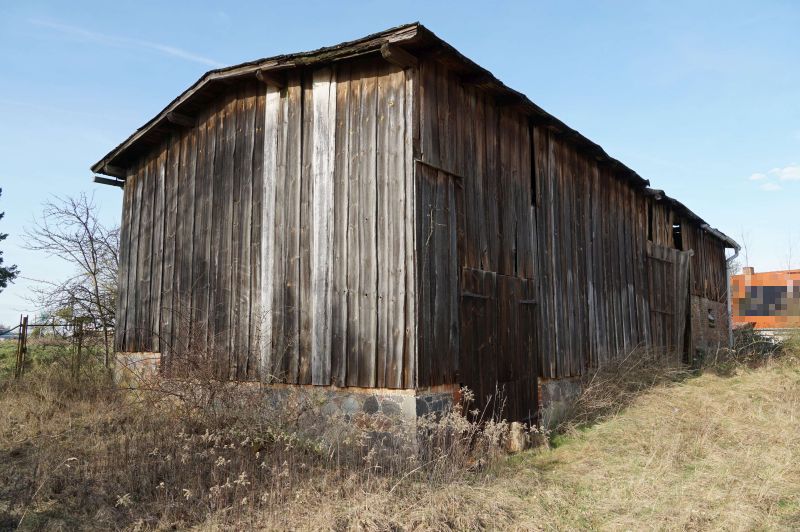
(554, 328), (797, 437)
(2, 327), (797, 530)
(0, 353), (517, 531)
(499, 333), (800, 530)
(553, 347), (689, 434)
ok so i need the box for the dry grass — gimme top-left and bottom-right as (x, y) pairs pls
(1, 333), (799, 530)
(499, 352), (800, 530)
(0, 360), (514, 531)
(553, 347), (690, 434)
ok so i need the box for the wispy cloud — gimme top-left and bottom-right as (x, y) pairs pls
(769, 164), (800, 181)
(748, 163), (800, 192)
(759, 182), (782, 192)
(31, 19), (224, 68)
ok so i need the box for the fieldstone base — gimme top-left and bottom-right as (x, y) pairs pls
(114, 352), (161, 387)
(538, 377), (582, 429)
(114, 351), (460, 453)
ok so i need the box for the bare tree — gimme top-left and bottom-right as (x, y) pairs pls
(24, 194), (119, 367)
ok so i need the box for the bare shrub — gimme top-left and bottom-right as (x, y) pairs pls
(555, 347), (690, 435)
(703, 324), (790, 374)
(556, 328), (800, 438)
(1, 323), (517, 530)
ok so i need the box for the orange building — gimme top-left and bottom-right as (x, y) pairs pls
(731, 267), (800, 329)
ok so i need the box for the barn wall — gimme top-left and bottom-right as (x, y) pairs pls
(414, 59), (655, 389)
(260, 57), (416, 389)
(413, 59), (542, 420)
(115, 81), (266, 379)
(681, 223), (728, 302)
(413, 59), (731, 398)
(116, 56), (417, 388)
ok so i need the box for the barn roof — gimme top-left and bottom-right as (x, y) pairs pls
(91, 22), (738, 250)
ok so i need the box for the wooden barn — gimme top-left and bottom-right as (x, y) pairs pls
(93, 23), (738, 423)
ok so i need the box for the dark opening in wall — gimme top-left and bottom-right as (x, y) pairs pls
(672, 223), (683, 250)
(647, 202), (654, 241)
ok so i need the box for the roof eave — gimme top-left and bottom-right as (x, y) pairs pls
(91, 22), (423, 175)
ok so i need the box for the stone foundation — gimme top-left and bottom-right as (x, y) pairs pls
(113, 350), (456, 447)
(114, 351), (161, 387)
(538, 377), (582, 429)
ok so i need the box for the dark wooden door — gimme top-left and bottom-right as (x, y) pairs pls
(646, 242), (692, 357)
(459, 267), (538, 422)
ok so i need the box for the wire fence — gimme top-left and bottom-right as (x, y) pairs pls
(9, 314), (113, 380)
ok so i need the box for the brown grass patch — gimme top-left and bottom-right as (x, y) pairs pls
(2, 331), (798, 530)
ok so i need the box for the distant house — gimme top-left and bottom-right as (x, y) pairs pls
(93, 23), (737, 423)
(732, 267), (800, 330)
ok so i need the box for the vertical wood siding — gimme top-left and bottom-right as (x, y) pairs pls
(115, 53), (730, 404)
(414, 59), (729, 395)
(116, 58), (416, 388)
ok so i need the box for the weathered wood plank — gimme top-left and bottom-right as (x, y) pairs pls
(161, 133), (180, 366)
(210, 94), (236, 377)
(137, 157), (154, 352)
(331, 63), (351, 387)
(228, 91), (245, 378)
(114, 165), (132, 351)
(150, 144), (166, 354)
(282, 74), (302, 383)
(261, 83), (281, 380)
(126, 161), (143, 351)
(345, 66), (364, 387)
(483, 95), (500, 273)
(448, 170), (461, 384)
(233, 86), (257, 379)
(402, 67), (416, 389)
(191, 110), (213, 356)
(298, 74), (314, 385)
(376, 65), (391, 389)
(357, 63), (378, 387)
(310, 66), (337, 386)
(248, 87), (266, 378)
(175, 126), (196, 359)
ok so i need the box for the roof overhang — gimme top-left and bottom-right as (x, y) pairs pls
(645, 188), (739, 250)
(90, 22), (650, 189)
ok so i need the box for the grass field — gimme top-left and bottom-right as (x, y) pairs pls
(1, 337), (798, 530)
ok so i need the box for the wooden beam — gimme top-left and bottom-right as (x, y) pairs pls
(166, 111), (196, 128)
(380, 43), (418, 69)
(93, 176), (125, 188)
(255, 69), (286, 88)
(103, 164), (126, 178)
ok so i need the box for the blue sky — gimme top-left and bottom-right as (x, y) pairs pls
(0, 0), (798, 326)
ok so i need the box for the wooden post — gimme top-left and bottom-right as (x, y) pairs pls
(14, 315), (22, 379)
(14, 315), (28, 379)
(74, 320), (83, 383)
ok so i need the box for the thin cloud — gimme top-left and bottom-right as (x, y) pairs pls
(31, 19), (224, 68)
(759, 182), (782, 192)
(769, 164), (800, 181)
(749, 172), (767, 181)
